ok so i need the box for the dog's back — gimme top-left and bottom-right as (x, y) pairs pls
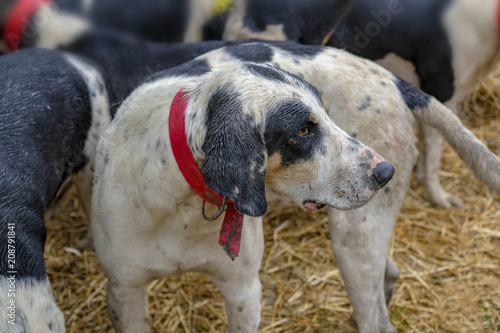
(0, 47), (112, 332)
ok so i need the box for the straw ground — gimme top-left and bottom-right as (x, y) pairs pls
(44, 71), (500, 332)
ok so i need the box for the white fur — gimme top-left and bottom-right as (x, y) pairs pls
(0, 278), (65, 333)
(62, 53), (111, 250)
(32, 3), (89, 49)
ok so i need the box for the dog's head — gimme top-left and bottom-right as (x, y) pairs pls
(185, 63), (394, 217)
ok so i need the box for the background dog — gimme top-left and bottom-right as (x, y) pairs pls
(222, 0), (500, 208)
(0, 48), (113, 332)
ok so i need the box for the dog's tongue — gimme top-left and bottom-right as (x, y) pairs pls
(304, 201), (322, 210)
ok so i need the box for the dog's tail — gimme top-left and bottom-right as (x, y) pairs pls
(410, 96), (500, 195)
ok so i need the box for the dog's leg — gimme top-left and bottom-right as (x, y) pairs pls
(213, 274), (262, 333)
(106, 279), (151, 333)
(384, 257), (400, 306)
(74, 165), (95, 251)
(419, 113), (464, 208)
(207, 217), (264, 333)
(328, 187), (404, 333)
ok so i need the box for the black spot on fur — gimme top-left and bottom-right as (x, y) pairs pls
(265, 100), (325, 167)
(201, 85), (267, 217)
(110, 309), (120, 322)
(244, 63), (289, 84)
(357, 96), (372, 111)
(348, 136), (361, 147)
(226, 43), (274, 62)
(394, 76), (430, 109)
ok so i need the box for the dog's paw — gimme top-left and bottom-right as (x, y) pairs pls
(428, 188), (464, 208)
(75, 236), (95, 252)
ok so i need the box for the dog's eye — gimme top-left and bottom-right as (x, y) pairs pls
(298, 127), (309, 136)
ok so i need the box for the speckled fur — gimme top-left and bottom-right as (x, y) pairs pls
(0, 278), (65, 333)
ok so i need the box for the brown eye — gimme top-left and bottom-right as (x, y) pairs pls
(298, 127), (309, 136)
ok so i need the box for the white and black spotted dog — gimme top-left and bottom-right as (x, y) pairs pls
(92, 43), (500, 333)
(0, 48), (113, 332)
(91, 61), (395, 333)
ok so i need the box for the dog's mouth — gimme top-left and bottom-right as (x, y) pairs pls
(303, 200), (327, 211)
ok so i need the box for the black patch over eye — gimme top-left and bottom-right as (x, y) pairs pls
(265, 100), (325, 167)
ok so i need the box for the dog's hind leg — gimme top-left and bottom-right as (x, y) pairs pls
(328, 182), (406, 333)
(74, 165), (95, 251)
(418, 122), (464, 208)
(384, 257), (400, 306)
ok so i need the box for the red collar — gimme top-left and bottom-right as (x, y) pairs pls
(3, 0), (50, 50)
(497, 0), (500, 37)
(169, 90), (244, 260)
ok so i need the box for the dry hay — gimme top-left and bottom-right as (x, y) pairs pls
(45, 73), (500, 332)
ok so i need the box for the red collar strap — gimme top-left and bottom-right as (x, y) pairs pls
(3, 0), (50, 50)
(497, 0), (500, 37)
(169, 90), (244, 261)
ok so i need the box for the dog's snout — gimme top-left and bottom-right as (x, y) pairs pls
(371, 161), (394, 188)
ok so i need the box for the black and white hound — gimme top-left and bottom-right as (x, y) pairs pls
(0, 48), (113, 332)
(91, 59), (395, 333)
(89, 41), (500, 333)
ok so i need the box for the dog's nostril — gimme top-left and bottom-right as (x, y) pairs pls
(372, 161), (394, 187)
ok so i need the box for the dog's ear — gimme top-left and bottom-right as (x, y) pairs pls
(201, 86), (268, 217)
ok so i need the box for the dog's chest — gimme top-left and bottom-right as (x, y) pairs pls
(145, 197), (228, 276)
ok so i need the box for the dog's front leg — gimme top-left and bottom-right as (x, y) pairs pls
(208, 216), (264, 333)
(216, 274), (262, 333)
(328, 199), (398, 333)
(106, 279), (151, 333)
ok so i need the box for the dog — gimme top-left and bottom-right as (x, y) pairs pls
(221, 0), (352, 44)
(0, 0), (235, 51)
(85, 40), (500, 333)
(0, 47), (113, 332)
(6, 13), (500, 332)
(91, 60), (395, 333)
(222, 0), (500, 208)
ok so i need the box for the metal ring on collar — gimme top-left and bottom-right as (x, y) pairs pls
(202, 196), (227, 221)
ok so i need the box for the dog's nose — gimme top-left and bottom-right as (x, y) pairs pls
(372, 161), (394, 188)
